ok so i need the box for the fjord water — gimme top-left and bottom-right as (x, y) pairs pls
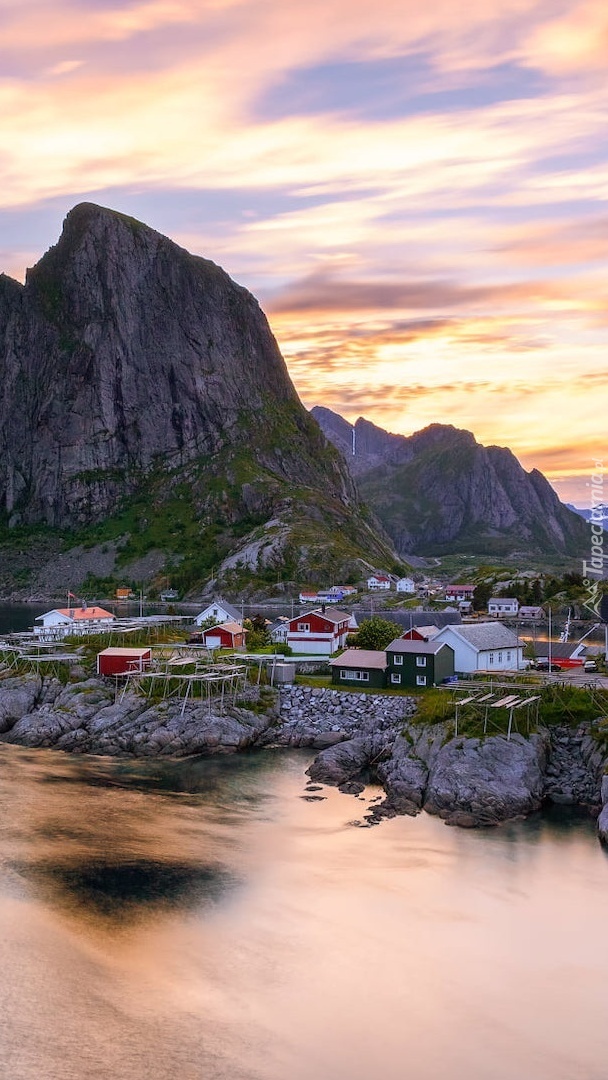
(0, 746), (606, 1080)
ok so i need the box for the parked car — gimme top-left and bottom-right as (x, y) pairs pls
(584, 660), (598, 673)
(535, 661), (562, 672)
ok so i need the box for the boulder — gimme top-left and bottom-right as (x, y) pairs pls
(424, 732), (548, 826)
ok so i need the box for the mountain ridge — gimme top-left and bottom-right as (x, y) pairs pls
(312, 406), (588, 558)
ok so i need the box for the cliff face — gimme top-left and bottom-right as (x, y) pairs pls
(312, 408), (589, 557)
(0, 206), (395, 592)
(1, 204), (347, 526)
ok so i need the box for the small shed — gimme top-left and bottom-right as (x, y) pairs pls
(199, 622), (247, 649)
(97, 647), (152, 676)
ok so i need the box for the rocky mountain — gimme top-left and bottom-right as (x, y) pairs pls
(0, 205), (397, 596)
(312, 407), (588, 558)
(566, 503), (608, 524)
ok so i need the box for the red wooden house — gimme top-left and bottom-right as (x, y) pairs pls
(199, 622), (248, 649)
(286, 608), (351, 655)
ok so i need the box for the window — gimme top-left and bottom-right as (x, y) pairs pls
(498, 652), (503, 662)
(391, 673), (401, 684)
(416, 675), (427, 686)
(416, 656), (427, 667)
(340, 670), (369, 681)
(394, 654), (403, 665)
(489, 652), (494, 664)
(506, 651), (511, 661)
(297, 622), (310, 632)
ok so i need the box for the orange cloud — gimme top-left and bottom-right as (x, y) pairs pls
(526, 0), (608, 74)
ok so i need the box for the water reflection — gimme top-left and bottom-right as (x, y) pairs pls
(0, 743), (607, 1080)
(0, 747), (292, 925)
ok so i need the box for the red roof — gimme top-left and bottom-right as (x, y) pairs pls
(57, 607), (114, 620)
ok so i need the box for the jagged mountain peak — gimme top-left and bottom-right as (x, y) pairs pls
(312, 406), (587, 558)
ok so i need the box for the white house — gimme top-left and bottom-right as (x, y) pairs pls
(433, 622), (524, 673)
(396, 577), (416, 594)
(194, 599), (241, 626)
(367, 574), (391, 590)
(269, 617), (289, 644)
(488, 597), (519, 617)
(35, 605), (115, 639)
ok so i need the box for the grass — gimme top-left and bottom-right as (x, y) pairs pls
(407, 683), (608, 738)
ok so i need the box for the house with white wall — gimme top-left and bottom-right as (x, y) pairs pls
(445, 584), (475, 603)
(433, 622), (524, 673)
(367, 574), (391, 590)
(35, 606), (115, 639)
(396, 577), (416, 594)
(488, 597), (519, 617)
(194, 599), (241, 626)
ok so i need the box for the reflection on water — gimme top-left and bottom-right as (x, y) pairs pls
(0, 743), (607, 1080)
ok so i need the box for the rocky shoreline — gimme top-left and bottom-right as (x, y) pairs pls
(0, 676), (607, 839)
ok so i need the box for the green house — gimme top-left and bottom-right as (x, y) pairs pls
(385, 639), (454, 689)
(329, 649), (387, 689)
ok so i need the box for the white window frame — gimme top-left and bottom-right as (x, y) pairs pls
(489, 652), (494, 664)
(416, 675), (427, 686)
(416, 656), (427, 667)
(297, 622), (310, 632)
(393, 654), (403, 665)
(391, 673), (401, 684)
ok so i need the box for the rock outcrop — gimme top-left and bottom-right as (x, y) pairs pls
(422, 732), (548, 827)
(598, 776), (608, 845)
(0, 204), (395, 591)
(312, 406), (588, 557)
(0, 677), (277, 756)
(0, 675), (605, 837)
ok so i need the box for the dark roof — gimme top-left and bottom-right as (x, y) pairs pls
(379, 611), (462, 631)
(534, 642), (587, 659)
(437, 622), (521, 650)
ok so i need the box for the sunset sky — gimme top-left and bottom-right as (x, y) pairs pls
(1, 0), (606, 506)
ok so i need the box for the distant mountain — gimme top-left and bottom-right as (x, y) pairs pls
(566, 503), (608, 524)
(0, 205), (398, 596)
(312, 407), (589, 558)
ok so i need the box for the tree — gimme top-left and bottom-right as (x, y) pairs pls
(355, 616), (402, 651)
(473, 582), (492, 611)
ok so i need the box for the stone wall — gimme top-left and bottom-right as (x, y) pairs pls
(274, 684), (416, 748)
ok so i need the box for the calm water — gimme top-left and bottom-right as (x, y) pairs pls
(0, 746), (606, 1080)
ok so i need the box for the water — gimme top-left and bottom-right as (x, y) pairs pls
(0, 602), (297, 636)
(0, 745), (606, 1080)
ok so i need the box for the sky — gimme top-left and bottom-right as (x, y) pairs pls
(1, 0), (607, 507)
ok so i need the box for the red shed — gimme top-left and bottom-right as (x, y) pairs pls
(97, 647), (152, 676)
(199, 622), (248, 649)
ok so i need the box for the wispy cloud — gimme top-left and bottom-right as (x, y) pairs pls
(0, 0), (605, 503)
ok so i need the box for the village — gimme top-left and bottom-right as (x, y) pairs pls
(18, 562), (605, 696)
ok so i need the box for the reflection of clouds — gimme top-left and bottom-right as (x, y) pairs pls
(0, 750), (290, 924)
